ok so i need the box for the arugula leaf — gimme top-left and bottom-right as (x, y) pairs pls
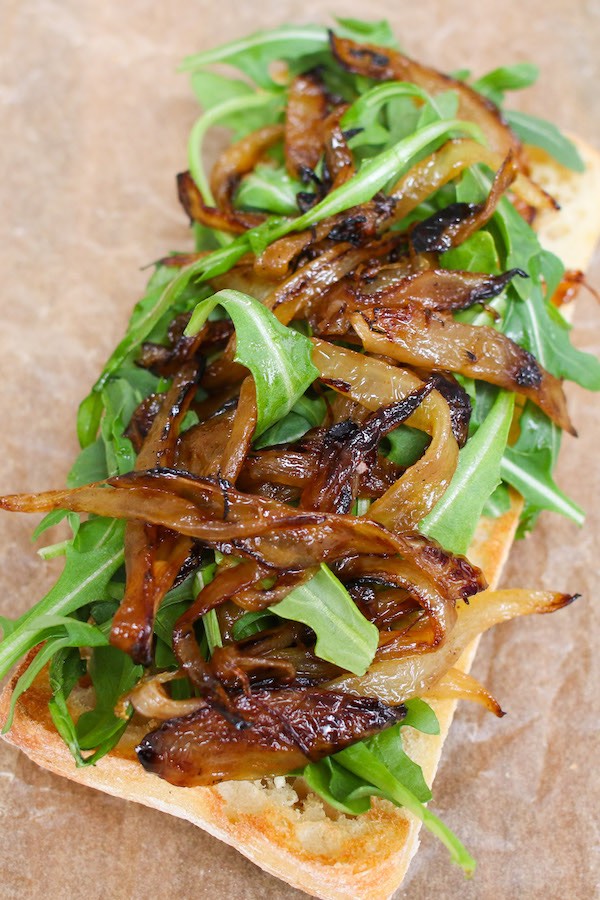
(75, 645), (143, 751)
(421, 391), (515, 554)
(66, 438), (108, 488)
(504, 110), (584, 172)
(231, 609), (278, 641)
(501, 402), (584, 528)
(236, 163), (302, 216)
(472, 62), (538, 106)
(272, 564), (378, 676)
(188, 91), (283, 208)
(384, 424), (430, 468)
(0, 518), (125, 681)
(333, 16), (397, 47)
(2, 618), (109, 732)
(185, 290), (319, 436)
(48, 647), (88, 766)
(76, 265), (209, 447)
(441, 230), (501, 275)
(179, 25), (330, 87)
(253, 394), (326, 449)
(401, 696), (441, 733)
(302, 699), (439, 816)
(482, 482), (512, 518)
(335, 740), (475, 874)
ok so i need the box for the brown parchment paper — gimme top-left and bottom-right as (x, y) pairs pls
(0, 2), (598, 898)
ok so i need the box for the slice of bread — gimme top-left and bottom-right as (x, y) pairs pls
(1, 138), (599, 900)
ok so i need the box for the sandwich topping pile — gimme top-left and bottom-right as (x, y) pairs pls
(1, 18), (599, 874)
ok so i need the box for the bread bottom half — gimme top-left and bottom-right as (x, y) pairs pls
(2, 140), (599, 900)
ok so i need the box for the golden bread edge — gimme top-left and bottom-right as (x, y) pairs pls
(2, 137), (600, 900)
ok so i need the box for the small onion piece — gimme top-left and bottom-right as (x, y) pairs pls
(125, 671), (206, 721)
(423, 667), (506, 717)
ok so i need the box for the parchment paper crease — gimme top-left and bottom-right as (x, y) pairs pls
(0, 2), (598, 898)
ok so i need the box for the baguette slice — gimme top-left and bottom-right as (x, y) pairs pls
(2, 138), (600, 900)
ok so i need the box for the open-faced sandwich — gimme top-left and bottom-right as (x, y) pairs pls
(1, 17), (599, 899)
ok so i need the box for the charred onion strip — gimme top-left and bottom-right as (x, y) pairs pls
(323, 106), (355, 189)
(0, 468), (485, 601)
(209, 124), (284, 212)
(329, 32), (521, 162)
(351, 306), (574, 433)
(219, 377), (258, 484)
(312, 339), (460, 528)
(345, 266), (527, 313)
(136, 687), (406, 786)
(300, 386), (433, 514)
(110, 363), (201, 665)
(177, 170), (266, 233)
(389, 139), (555, 224)
(335, 554), (458, 648)
(172, 560), (268, 713)
(284, 72), (329, 178)
(410, 154), (518, 253)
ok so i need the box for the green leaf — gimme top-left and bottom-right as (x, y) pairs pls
(185, 289), (319, 436)
(0, 517), (125, 681)
(421, 391), (515, 554)
(384, 423), (430, 468)
(75, 645), (143, 751)
(334, 16), (397, 47)
(302, 699), (439, 817)
(67, 438), (108, 488)
(341, 82), (429, 135)
(3, 620), (108, 733)
(188, 91), (283, 208)
(482, 481), (512, 518)
(236, 164), (302, 215)
(272, 564), (378, 676)
(367, 726), (431, 801)
(335, 741), (475, 874)
(179, 25), (329, 87)
(47, 647), (88, 766)
(231, 609), (278, 641)
(472, 62), (538, 105)
(441, 230), (501, 275)
(402, 697), (440, 734)
(504, 109), (584, 172)
(501, 403), (583, 527)
(253, 394), (326, 449)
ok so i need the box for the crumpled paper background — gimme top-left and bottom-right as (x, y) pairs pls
(0, 1), (598, 897)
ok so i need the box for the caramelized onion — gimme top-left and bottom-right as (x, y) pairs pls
(423, 667), (505, 717)
(329, 589), (576, 702)
(210, 124), (284, 212)
(284, 72), (328, 178)
(125, 671), (205, 720)
(351, 306), (574, 433)
(177, 170), (265, 233)
(136, 687), (405, 786)
(110, 363), (201, 665)
(312, 339), (459, 528)
(329, 32), (521, 161)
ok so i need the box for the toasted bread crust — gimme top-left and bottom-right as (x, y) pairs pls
(2, 139), (600, 900)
